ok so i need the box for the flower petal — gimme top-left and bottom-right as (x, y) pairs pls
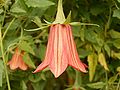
(18, 55), (28, 70)
(33, 25), (55, 73)
(49, 25), (68, 78)
(8, 50), (20, 70)
(66, 25), (87, 72)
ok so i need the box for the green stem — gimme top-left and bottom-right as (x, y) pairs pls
(74, 70), (82, 88)
(2, 7), (6, 27)
(0, 25), (11, 90)
(117, 78), (120, 90)
(105, 71), (108, 90)
(2, 18), (15, 39)
(104, 7), (111, 38)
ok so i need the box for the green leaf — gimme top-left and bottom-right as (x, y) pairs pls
(118, 0), (120, 3)
(87, 53), (97, 81)
(32, 16), (42, 27)
(113, 9), (120, 19)
(90, 4), (106, 16)
(96, 36), (104, 47)
(104, 44), (110, 57)
(0, 9), (3, 14)
(98, 53), (109, 71)
(93, 44), (101, 53)
(10, 0), (28, 13)
(109, 30), (120, 39)
(113, 52), (120, 59)
(23, 53), (36, 68)
(87, 82), (105, 89)
(29, 73), (42, 83)
(21, 80), (27, 90)
(108, 75), (118, 84)
(113, 39), (120, 49)
(79, 49), (91, 58)
(25, 0), (55, 8)
(39, 44), (46, 60)
(19, 41), (35, 55)
(72, 26), (80, 37)
(85, 29), (98, 43)
(117, 67), (120, 72)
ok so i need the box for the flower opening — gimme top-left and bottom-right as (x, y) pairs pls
(33, 24), (87, 77)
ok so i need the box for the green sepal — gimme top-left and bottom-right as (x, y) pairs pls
(24, 25), (49, 31)
(53, 0), (66, 24)
(43, 19), (52, 24)
(64, 11), (71, 24)
(70, 22), (100, 27)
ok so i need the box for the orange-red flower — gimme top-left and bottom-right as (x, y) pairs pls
(33, 24), (87, 77)
(8, 48), (28, 70)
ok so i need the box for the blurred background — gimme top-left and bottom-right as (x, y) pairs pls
(0, 0), (120, 90)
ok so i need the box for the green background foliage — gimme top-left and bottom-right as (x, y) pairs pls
(0, 0), (120, 90)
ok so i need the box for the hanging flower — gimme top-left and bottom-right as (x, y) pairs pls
(33, 0), (87, 77)
(33, 24), (87, 77)
(8, 48), (28, 70)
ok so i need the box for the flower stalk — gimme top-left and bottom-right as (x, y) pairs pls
(0, 24), (11, 90)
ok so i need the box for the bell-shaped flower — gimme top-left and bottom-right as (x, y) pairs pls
(34, 24), (87, 77)
(8, 48), (28, 70)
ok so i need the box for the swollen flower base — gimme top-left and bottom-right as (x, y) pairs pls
(34, 24), (87, 78)
(8, 48), (28, 70)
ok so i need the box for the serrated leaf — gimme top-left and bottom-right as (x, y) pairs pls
(19, 41), (35, 55)
(87, 53), (97, 81)
(109, 30), (120, 39)
(25, 0), (55, 8)
(87, 82), (105, 89)
(113, 9), (120, 19)
(85, 29), (97, 43)
(98, 53), (109, 71)
(23, 53), (36, 68)
(10, 0), (27, 13)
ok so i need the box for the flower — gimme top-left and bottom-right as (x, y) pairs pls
(33, 24), (87, 77)
(8, 48), (28, 70)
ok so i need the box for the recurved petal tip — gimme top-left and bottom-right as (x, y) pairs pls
(32, 69), (39, 73)
(33, 61), (49, 74)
